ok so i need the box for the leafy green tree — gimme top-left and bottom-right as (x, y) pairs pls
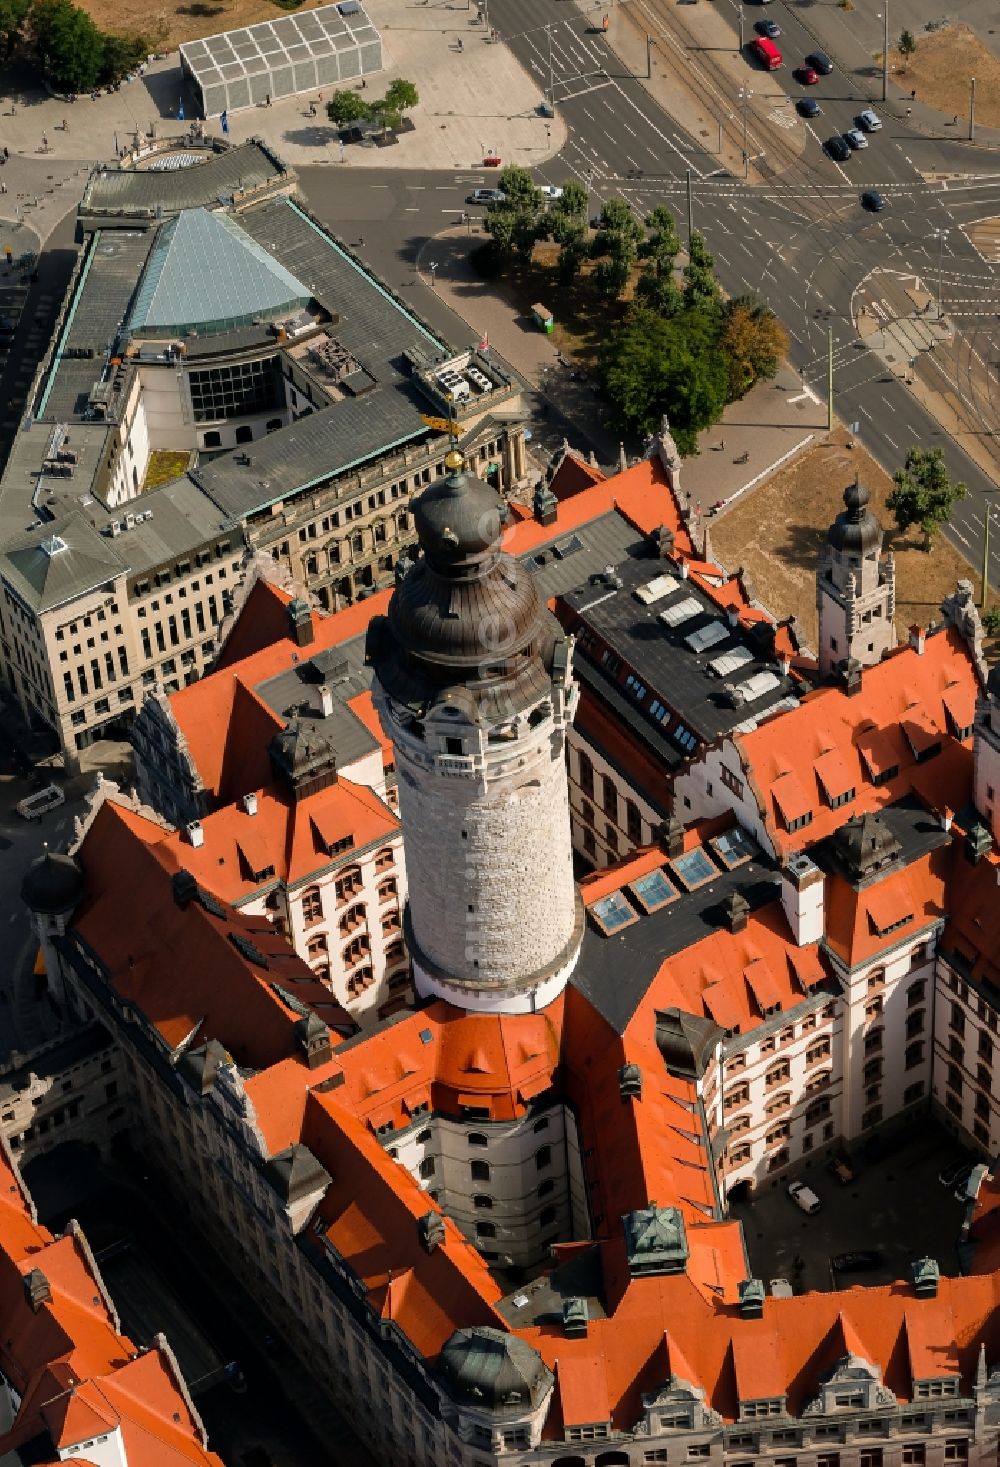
(325, 89), (373, 126)
(898, 28), (916, 56)
(551, 180), (588, 223)
(634, 268), (682, 317)
(683, 231), (721, 313)
(0, 0), (30, 58)
(641, 204), (681, 263)
(32, 0), (105, 92)
(983, 605), (1000, 637)
(555, 224), (589, 285)
(600, 307), (729, 452)
(591, 198), (643, 260)
(484, 166), (542, 264)
(720, 295), (789, 398)
(887, 446), (967, 549)
(594, 253), (631, 301)
(384, 77), (418, 117)
(100, 30), (147, 85)
(635, 205), (682, 316)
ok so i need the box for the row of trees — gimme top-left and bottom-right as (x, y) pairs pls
(476, 168), (786, 453)
(325, 79), (419, 136)
(0, 0), (147, 91)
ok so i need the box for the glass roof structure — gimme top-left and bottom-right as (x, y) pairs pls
(179, 3), (383, 117)
(128, 208), (311, 338)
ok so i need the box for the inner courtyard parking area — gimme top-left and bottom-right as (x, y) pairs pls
(728, 1119), (978, 1294)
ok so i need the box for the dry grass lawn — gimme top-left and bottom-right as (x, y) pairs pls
(886, 23), (1000, 129)
(710, 426), (997, 655)
(81, 0), (325, 51)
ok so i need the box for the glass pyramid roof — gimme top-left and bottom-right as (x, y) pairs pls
(128, 206), (311, 337)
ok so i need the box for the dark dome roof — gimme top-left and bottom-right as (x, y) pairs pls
(440, 1327), (553, 1413)
(21, 849), (84, 916)
(827, 481), (883, 555)
(414, 454), (504, 568)
(369, 451), (567, 715)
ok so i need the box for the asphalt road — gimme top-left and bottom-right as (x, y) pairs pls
(300, 0), (1000, 584)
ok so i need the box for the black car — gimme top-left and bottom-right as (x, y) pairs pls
(862, 189), (887, 211)
(797, 98), (821, 118)
(831, 1251), (883, 1272)
(806, 49), (834, 74)
(755, 18), (781, 36)
(826, 136), (851, 161)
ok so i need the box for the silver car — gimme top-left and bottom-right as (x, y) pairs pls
(858, 108), (882, 131)
(845, 128), (867, 150)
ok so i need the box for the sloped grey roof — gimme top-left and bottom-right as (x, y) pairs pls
(81, 141), (282, 216)
(2, 514), (126, 611)
(129, 208), (310, 336)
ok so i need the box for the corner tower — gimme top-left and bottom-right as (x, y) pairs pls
(367, 451), (583, 1013)
(816, 481), (896, 676)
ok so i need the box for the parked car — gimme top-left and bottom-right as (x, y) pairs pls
(788, 1181), (822, 1215)
(862, 189), (887, 212)
(831, 1250), (883, 1272)
(467, 188), (505, 204)
(797, 98), (821, 118)
(845, 128), (868, 149)
(806, 49), (834, 74)
(827, 1155), (856, 1185)
(16, 783), (65, 820)
(755, 18), (781, 36)
(826, 135), (851, 161)
(538, 185), (564, 200)
(858, 108), (882, 131)
(795, 65), (819, 85)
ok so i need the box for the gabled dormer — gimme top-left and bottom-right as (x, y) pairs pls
(802, 1314), (894, 1415)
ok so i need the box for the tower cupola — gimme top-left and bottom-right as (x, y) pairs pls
(816, 480), (896, 677)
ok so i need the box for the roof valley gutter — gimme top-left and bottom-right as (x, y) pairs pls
(36, 232), (98, 419)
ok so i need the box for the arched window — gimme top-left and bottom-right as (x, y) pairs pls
(339, 904), (366, 937)
(307, 933), (328, 959)
(301, 885), (322, 923)
(476, 1221), (496, 1239)
(539, 1205), (557, 1227)
(533, 1117), (550, 1133)
(335, 866), (363, 903)
(470, 1159), (490, 1182)
(473, 1195), (493, 1210)
(378, 876), (397, 903)
(347, 966), (374, 998)
(375, 847), (394, 872)
(578, 749), (594, 799)
(234, 424), (253, 444)
(535, 1145), (552, 1171)
(468, 1133), (488, 1148)
(343, 934), (371, 968)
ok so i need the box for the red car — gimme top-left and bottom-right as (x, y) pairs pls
(795, 65), (819, 85)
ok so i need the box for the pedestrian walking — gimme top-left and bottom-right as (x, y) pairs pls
(41, 133), (48, 150)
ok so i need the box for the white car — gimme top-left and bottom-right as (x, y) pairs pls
(787, 1181), (821, 1215)
(539, 185), (564, 201)
(858, 109), (882, 131)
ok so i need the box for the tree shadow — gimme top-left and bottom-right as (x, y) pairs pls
(775, 521), (828, 572)
(282, 126), (339, 148)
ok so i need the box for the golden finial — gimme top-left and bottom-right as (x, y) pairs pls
(444, 448), (464, 472)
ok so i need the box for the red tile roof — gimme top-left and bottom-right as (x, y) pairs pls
(736, 628), (980, 860)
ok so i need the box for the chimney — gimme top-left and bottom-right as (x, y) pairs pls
(418, 1212), (446, 1253)
(319, 684), (335, 718)
(909, 625), (926, 655)
(287, 597), (314, 648)
(171, 869), (198, 908)
(186, 820), (204, 849)
(650, 525), (675, 560)
(619, 1063), (643, 1101)
(778, 654), (791, 676)
(838, 658), (863, 697)
(723, 889), (750, 934)
(661, 814), (685, 857)
(297, 1013), (332, 1070)
(562, 1298), (589, 1337)
(727, 607), (740, 628)
(780, 853), (824, 946)
(678, 557), (690, 580)
(533, 480), (558, 527)
(242, 791), (258, 817)
(738, 1278), (765, 1319)
(911, 1257), (939, 1298)
(966, 823), (992, 865)
(23, 1268), (50, 1312)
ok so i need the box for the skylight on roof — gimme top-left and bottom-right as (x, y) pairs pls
(553, 533), (584, 559)
(669, 845), (718, 891)
(40, 535), (69, 558)
(419, 1028), (433, 1045)
(635, 573), (678, 606)
(658, 595), (702, 629)
(629, 868), (678, 914)
(685, 620), (729, 655)
(589, 890), (639, 936)
(708, 646), (753, 678)
(710, 827), (756, 870)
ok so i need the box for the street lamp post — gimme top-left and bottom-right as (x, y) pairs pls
(970, 77), (976, 142)
(429, 261), (439, 289)
(546, 24), (554, 108)
(738, 2), (744, 54)
(933, 228), (949, 319)
(738, 86), (753, 179)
